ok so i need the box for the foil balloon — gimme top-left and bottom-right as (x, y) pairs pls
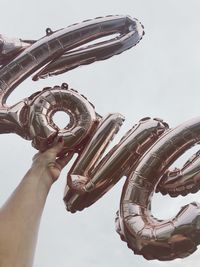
(0, 15), (144, 150)
(116, 117), (200, 260)
(64, 115), (200, 261)
(1, 14), (200, 262)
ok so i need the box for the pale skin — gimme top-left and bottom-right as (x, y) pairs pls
(0, 138), (71, 267)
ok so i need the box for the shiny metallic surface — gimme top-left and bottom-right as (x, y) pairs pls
(2, 14), (200, 262)
(32, 16), (144, 80)
(64, 118), (168, 212)
(27, 85), (98, 151)
(116, 117), (200, 260)
(157, 149), (200, 196)
(0, 34), (32, 65)
(0, 15), (143, 148)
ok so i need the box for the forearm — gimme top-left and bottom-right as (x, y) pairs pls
(0, 167), (53, 267)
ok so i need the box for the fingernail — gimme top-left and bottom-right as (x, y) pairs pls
(58, 137), (63, 143)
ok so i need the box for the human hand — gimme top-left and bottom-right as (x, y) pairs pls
(31, 137), (73, 184)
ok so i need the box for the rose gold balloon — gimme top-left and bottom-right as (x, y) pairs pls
(116, 117), (200, 260)
(26, 84), (98, 151)
(64, 117), (168, 212)
(157, 148), (200, 196)
(2, 14), (200, 262)
(0, 15), (144, 150)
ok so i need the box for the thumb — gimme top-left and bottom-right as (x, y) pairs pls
(56, 152), (74, 169)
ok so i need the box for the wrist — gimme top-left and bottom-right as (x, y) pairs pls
(26, 165), (54, 188)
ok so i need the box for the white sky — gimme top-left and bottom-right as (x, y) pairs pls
(1, 0), (200, 266)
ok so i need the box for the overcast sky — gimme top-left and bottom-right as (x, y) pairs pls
(1, 0), (200, 266)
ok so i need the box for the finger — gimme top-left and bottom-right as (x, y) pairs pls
(46, 137), (64, 155)
(56, 153), (74, 169)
